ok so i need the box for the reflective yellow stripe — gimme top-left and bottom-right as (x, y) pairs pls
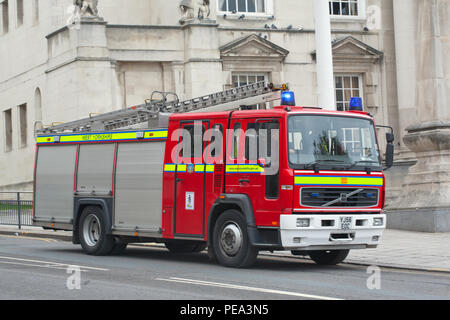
(226, 164), (264, 173)
(294, 175), (383, 186)
(164, 164), (176, 172)
(144, 131), (168, 139)
(36, 136), (55, 143)
(36, 130), (168, 144)
(195, 164), (205, 172)
(164, 164), (215, 173)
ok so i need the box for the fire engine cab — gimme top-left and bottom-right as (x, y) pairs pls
(33, 82), (394, 268)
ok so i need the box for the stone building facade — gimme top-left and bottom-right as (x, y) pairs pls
(0, 0), (448, 231)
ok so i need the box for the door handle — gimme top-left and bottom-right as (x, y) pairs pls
(176, 178), (184, 183)
(239, 179), (250, 184)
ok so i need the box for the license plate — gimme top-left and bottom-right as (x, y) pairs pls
(340, 217), (353, 230)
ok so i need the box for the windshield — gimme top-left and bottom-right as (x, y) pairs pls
(288, 115), (381, 170)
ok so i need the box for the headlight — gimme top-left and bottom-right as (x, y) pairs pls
(373, 217), (384, 226)
(297, 218), (310, 228)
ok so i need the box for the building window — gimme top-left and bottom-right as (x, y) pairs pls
(18, 104), (27, 148)
(329, 0), (360, 17)
(232, 73), (268, 109)
(1, 0), (9, 34)
(4, 109), (12, 152)
(16, 0), (23, 26)
(219, 0), (267, 13)
(232, 73), (266, 87)
(335, 75), (363, 111)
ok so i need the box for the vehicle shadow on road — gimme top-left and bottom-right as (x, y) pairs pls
(42, 245), (352, 272)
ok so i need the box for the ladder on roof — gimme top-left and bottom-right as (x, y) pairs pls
(36, 81), (284, 134)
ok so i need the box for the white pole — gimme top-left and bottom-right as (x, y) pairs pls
(314, 0), (336, 110)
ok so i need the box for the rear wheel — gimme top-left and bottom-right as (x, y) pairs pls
(213, 210), (258, 268)
(308, 249), (350, 265)
(78, 206), (114, 256)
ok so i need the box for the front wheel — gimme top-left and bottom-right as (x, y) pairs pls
(308, 249), (350, 265)
(213, 210), (258, 268)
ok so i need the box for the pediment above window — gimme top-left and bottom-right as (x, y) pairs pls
(312, 36), (383, 64)
(220, 34), (289, 62)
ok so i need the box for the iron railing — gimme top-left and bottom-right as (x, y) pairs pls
(0, 192), (33, 228)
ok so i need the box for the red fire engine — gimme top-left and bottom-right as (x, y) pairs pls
(33, 82), (394, 268)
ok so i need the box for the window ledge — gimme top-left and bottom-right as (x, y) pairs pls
(218, 12), (274, 21)
(330, 15), (367, 22)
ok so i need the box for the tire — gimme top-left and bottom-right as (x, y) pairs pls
(78, 206), (114, 256)
(308, 249), (350, 265)
(212, 210), (258, 268)
(165, 241), (206, 253)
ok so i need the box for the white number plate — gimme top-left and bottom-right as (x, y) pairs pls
(340, 217), (353, 230)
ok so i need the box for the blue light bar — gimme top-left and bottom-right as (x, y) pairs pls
(349, 97), (363, 111)
(281, 91), (296, 106)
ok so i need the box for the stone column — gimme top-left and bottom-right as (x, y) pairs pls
(387, 0), (450, 232)
(45, 14), (118, 122)
(182, 21), (223, 98)
(392, 0), (419, 152)
(314, 0), (336, 110)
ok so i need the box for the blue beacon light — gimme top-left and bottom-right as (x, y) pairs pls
(281, 91), (296, 106)
(349, 97), (363, 111)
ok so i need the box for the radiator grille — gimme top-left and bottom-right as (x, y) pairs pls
(301, 188), (379, 207)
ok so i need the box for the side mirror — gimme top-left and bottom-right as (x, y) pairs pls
(377, 125), (395, 170)
(385, 143), (394, 169)
(257, 158), (271, 168)
(386, 132), (395, 144)
(385, 132), (395, 170)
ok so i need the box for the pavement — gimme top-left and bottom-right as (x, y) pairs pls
(1, 225), (449, 273)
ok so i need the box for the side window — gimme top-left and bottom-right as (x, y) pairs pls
(245, 122), (258, 160)
(243, 120), (280, 162)
(231, 122), (241, 160)
(208, 124), (223, 158)
(179, 125), (194, 159)
(259, 121), (279, 159)
(179, 122), (205, 161)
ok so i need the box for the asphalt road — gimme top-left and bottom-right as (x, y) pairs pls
(0, 234), (449, 300)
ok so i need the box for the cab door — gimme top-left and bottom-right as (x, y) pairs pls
(174, 121), (208, 237)
(225, 117), (283, 227)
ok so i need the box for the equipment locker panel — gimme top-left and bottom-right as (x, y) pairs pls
(34, 145), (77, 223)
(77, 144), (115, 195)
(114, 141), (164, 232)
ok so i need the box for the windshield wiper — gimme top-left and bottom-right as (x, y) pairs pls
(345, 160), (379, 173)
(304, 160), (345, 173)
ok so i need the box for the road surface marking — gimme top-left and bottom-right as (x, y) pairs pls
(156, 277), (342, 300)
(0, 256), (109, 271)
(0, 260), (82, 271)
(0, 234), (58, 243)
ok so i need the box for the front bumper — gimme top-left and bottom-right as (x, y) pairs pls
(280, 214), (386, 251)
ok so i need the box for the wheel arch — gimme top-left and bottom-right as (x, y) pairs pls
(73, 198), (113, 244)
(206, 194), (257, 247)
